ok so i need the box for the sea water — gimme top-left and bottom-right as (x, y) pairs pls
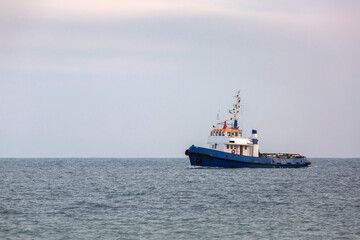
(0, 158), (359, 239)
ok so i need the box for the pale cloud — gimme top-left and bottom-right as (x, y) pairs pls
(1, 0), (359, 157)
(1, 0), (359, 38)
(1, 52), (179, 76)
(0, 0), (228, 19)
(1, 0), (359, 35)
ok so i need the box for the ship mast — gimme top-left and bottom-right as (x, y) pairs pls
(229, 91), (241, 129)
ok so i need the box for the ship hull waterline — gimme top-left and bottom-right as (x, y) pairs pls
(185, 146), (311, 168)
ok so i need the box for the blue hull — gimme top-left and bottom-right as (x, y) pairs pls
(185, 146), (311, 168)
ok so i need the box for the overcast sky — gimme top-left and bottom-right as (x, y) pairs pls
(1, 0), (359, 158)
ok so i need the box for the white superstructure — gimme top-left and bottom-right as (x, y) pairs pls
(207, 91), (259, 157)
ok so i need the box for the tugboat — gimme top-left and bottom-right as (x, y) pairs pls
(185, 91), (311, 168)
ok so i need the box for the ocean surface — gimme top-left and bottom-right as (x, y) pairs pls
(0, 158), (359, 240)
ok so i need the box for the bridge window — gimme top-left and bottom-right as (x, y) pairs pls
(227, 132), (230, 136)
(235, 132), (238, 137)
(226, 145), (229, 149)
(231, 132), (234, 137)
(245, 146), (247, 150)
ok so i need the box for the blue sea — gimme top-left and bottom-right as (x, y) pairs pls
(0, 158), (359, 239)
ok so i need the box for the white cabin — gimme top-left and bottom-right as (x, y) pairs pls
(206, 91), (259, 157)
(207, 129), (259, 157)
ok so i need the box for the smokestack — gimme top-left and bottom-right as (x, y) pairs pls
(252, 130), (259, 157)
(252, 129), (258, 141)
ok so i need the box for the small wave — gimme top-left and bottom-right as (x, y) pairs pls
(0, 207), (22, 215)
(187, 165), (209, 169)
(186, 165), (226, 169)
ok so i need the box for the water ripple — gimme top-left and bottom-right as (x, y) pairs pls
(0, 158), (359, 239)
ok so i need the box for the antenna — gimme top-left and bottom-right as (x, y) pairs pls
(229, 90), (241, 129)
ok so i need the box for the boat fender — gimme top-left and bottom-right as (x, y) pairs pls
(231, 149), (236, 154)
(185, 149), (189, 155)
